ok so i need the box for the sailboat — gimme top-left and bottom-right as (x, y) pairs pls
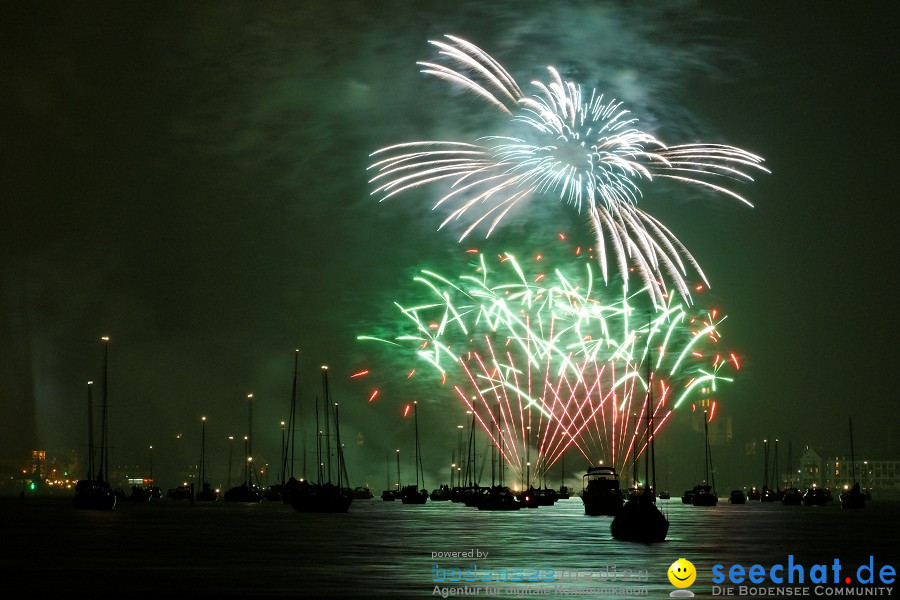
(476, 407), (521, 511)
(691, 410), (718, 506)
(461, 411), (486, 507)
(196, 416), (218, 501)
(781, 441), (802, 505)
(74, 338), (117, 510)
(760, 438), (777, 502)
(382, 450), (399, 501)
(610, 333), (669, 542)
(280, 350), (306, 504)
(224, 394), (263, 503)
(291, 366), (353, 513)
(429, 450), (455, 501)
(401, 401), (428, 504)
(802, 485), (828, 506)
(430, 454), (453, 501)
(840, 418), (865, 509)
(557, 452), (571, 500)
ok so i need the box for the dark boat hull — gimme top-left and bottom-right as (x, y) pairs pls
(517, 488), (541, 509)
(400, 486), (428, 504)
(223, 484), (263, 503)
(533, 487), (558, 506)
(196, 482), (219, 502)
(430, 485), (452, 501)
(781, 488), (802, 506)
(802, 488), (827, 506)
(610, 496), (669, 543)
(840, 491), (865, 509)
(280, 477), (304, 504)
(692, 491), (718, 506)
(292, 483), (352, 513)
(476, 487), (521, 511)
(167, 486), (193, 501)
(581, 468), (624, 516)
(73, 480), (117, 510)
(121, 486), (152, 503)
(688, 484), (717, 506)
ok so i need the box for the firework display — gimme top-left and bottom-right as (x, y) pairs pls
(358, 236), (737, 482)
(369, 35), (767, 306)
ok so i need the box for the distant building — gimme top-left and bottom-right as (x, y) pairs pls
(865, 460), (900, 498)
(795, 448), (900, 499)
(823, 457), (900, 498)
(30, 450), (46, 477)
(798, 447), (823, 490)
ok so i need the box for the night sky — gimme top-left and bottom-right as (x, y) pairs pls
(2, 1), (898, 491)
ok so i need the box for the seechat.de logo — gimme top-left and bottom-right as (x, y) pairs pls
(669, 558), (697, 597)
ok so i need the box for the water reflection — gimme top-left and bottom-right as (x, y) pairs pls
(4, 497), (897, 598)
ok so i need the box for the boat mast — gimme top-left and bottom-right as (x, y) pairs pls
(200, 416), (206, 486)
(526, 410), (531, 489)
(396, 448), (401, 491)
(302, 430), (307, 481)
(632, 430), (638, 491)
(99, 336), (110, 483)
(243, 435), (249, 486)
(86, 380), (95, 480)
(774, 438), (780, 492)
(849, 417), (857, 485)
(646, 321), (657, 499)
(227, 436), (233, 488)
(334, 398), (346, 489)
(467, 411), (475, 487)
(450, 450), (455, 488)
(413, 401), (423, 490)
(559, 450), (564, 491)
(704, 410), (716, 494)
(280, 421), (285, 486)
(315, 396), (322, 485)
(704, 410), (710, 486)
(284, 349), (299, 482)
(497, 418), (506, 487)
(788, 441), (793, 488)
(644, 359), (650, 494)
(490, 407), (496, 487)
(321, 366), (332, 483)
(247, 393), (255, 486)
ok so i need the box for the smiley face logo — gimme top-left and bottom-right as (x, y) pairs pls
(668, 558), (696, 588)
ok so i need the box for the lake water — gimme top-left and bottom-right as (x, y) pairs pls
(4, 495), (898, 598)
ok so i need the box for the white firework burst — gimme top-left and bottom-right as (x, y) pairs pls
(369, 35), (768, 306)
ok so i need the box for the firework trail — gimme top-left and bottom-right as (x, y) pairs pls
(369, 35), (768, 307)
(357, 236), (738, 484)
